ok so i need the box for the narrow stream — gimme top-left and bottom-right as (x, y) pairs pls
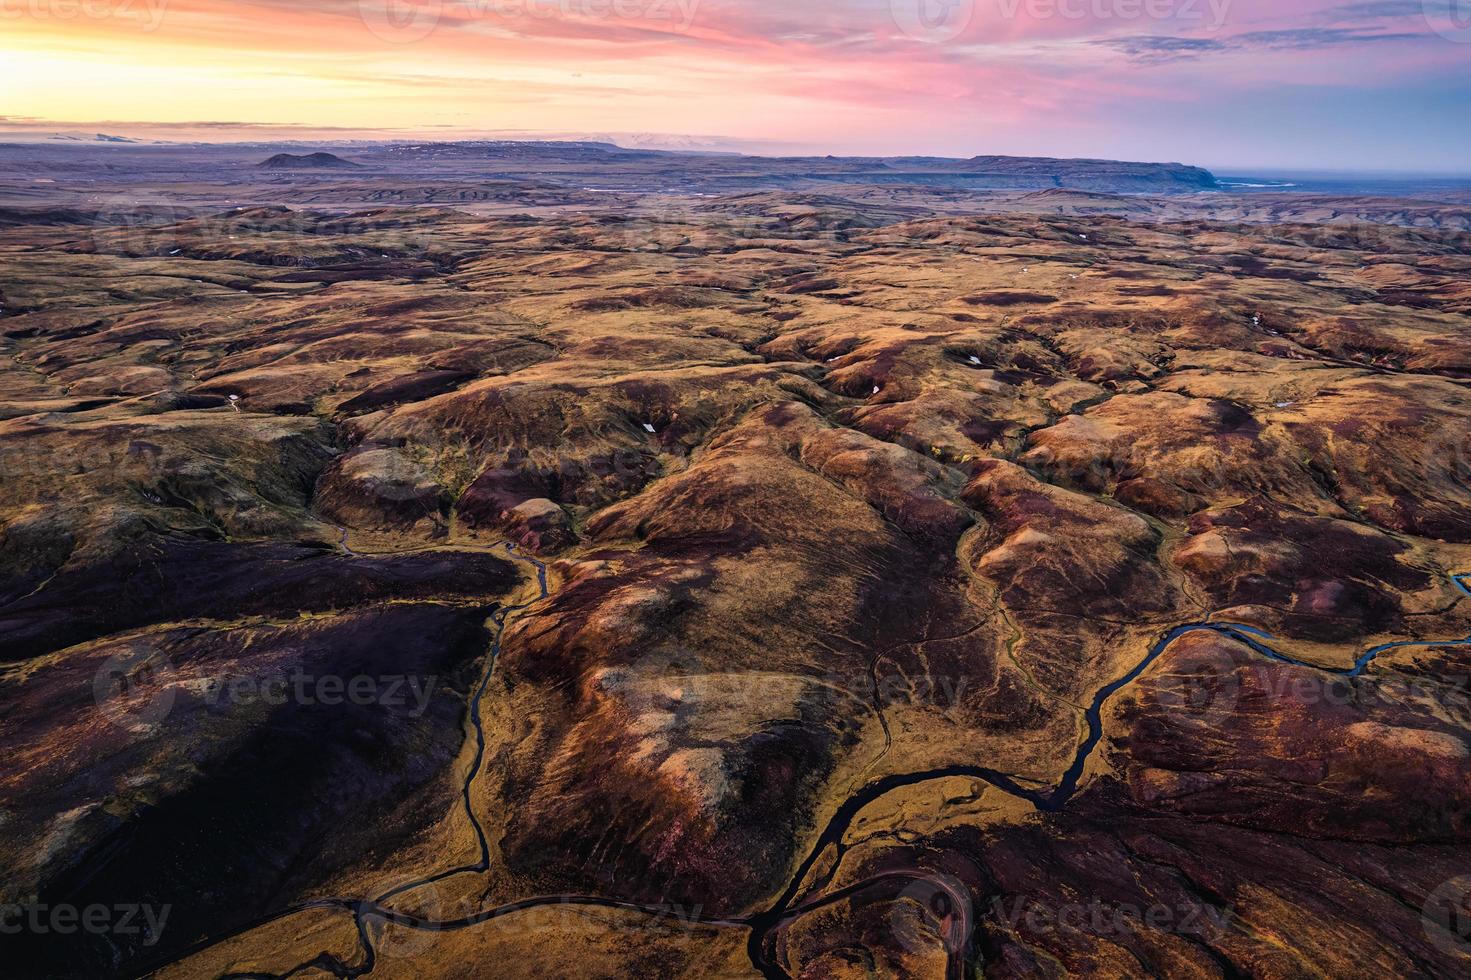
(203, 541), (553, 980)
(744, 573), (1471, 978)
(153, 571), (1471, 980)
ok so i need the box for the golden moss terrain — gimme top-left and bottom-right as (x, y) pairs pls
(3, 186), (1471, 979)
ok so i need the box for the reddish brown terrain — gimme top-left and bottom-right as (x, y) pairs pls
(3, 147), (1471, 979)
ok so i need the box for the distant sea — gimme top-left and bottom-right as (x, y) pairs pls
(1215, 172), (1471, 200)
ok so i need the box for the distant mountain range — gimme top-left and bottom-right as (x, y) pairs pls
(364, 142), (1221, 193)
(3, 137), (1217, 194)
(42, 133), (140, 143)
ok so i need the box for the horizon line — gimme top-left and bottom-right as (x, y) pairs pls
(6, 130), (1471, 179)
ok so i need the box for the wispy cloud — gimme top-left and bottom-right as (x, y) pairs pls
(1100, 23), (1430, 62)
(1096, 35), (1228, 62)
(1324, 0), (1457, 20)
(1236, 26), (1426, 48)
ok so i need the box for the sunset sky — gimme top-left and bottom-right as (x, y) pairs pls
(4, 0), (1470, 170)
